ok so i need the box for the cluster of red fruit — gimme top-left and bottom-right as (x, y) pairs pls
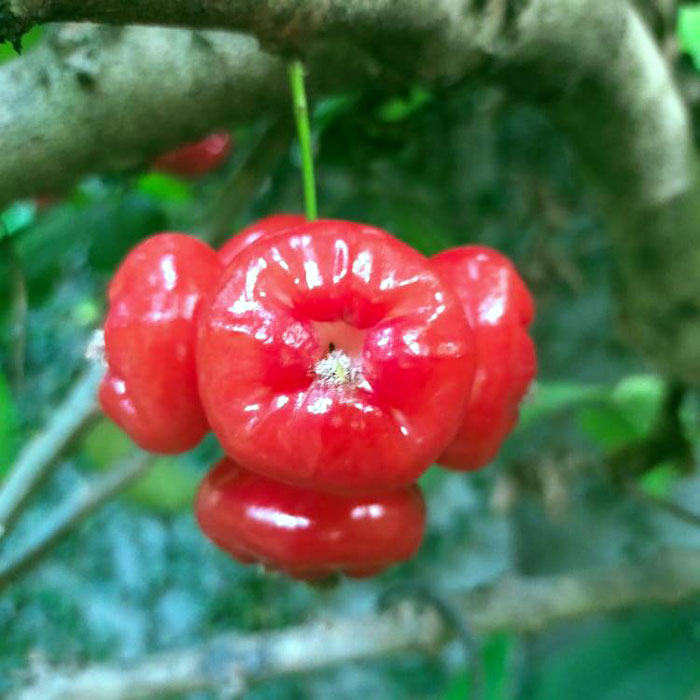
(99, 215), (536, 580)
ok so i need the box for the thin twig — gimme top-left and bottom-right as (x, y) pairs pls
(0, 450), (153, 591)
(9, 547), (700, 700)
(0, 363), (104, 543)
(626, 480), (700, 529)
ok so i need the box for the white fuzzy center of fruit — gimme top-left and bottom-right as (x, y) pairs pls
(313, 348), (362, 388)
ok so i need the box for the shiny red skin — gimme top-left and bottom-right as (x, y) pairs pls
(197, 220), (475, 492)
(195, 458), (426, 579)
(432, 246), (536, 470)
(218, 214), (307, 268)
(100, 233), (221, 453)
(152, 132), (233, 178)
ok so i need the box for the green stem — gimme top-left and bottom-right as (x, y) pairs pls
(288, 59), (318, 220)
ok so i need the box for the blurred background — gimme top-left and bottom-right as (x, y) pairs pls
(3, 4), (700, 699)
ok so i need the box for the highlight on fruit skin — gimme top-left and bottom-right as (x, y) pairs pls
(152, 132), (233, 178)
(96, 219), (536, 516)
(196, 219), (476, 493)
(195, 458), (426, 580)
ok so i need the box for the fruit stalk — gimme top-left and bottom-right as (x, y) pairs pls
(287, 59), (318, 220)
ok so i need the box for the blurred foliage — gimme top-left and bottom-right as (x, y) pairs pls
(2, 22), (700, 700)
(443, 633), (517, 700)
(523, 608), (700, 700)
(679, 4), (700, 68)
(0, 370), (18, 474)
(83, 419), (203, 514)
(0, 25), (43, 63)
(136, 173), (193, 203)
(575, 375), (666, 451)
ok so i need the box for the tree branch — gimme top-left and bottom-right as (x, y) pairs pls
(0, 449), (153, 591)
(10, 547), (700, 700)
(0, 25), (290, 205)
(0, 1), (699, 381)
(519, 2), (700, 386)
(4, 0), (486, 53)
(0, 362), (103, 543)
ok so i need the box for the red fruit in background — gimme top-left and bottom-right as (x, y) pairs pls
(100, 233), (220, 453)
(432, 245), (536, 470)
(35, 195), (59, 210)
(196, 458), (426, 579)
(218, 213), (306, 268)
(152, 132), (233, 178)
(197, 219), (475, 492)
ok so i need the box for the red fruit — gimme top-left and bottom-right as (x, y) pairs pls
(100, 233), (220, 453)
(432, 245), (536, 470)
(196, 458), (426, 579)
(35, 195), (59, 210)
(197, 219), (475, 492)
(152, 132), (233, 178)
(218, 213), (306, 268)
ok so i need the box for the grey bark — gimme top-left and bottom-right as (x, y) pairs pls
(0, 1), (698, 378)
(10, 547), (700, 700)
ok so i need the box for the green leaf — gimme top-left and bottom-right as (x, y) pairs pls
(678, 5), (700, 69)
(442, 632), (515, 700)
(377, 86), (432, 123)
(126, 458), (199, 514)
(83, 418), (132, 466)
(518, 382), (608, 430)
(1, 201), (37, 237)
(136, 173), (192, 203)
(71, 299), (101, 327)
(526, 609), (700, 700)
(418, 465), (447, 492)
(313, 93), (362, 130)
(576, 405), (640, 451)
(0, 26), (44, 64)
(610, 374), (665, 437)
(83, 419), (198, 513)
(576, 375), (666, 452)
(0, 371), (19, 477)
(638, 461), (679, 498)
